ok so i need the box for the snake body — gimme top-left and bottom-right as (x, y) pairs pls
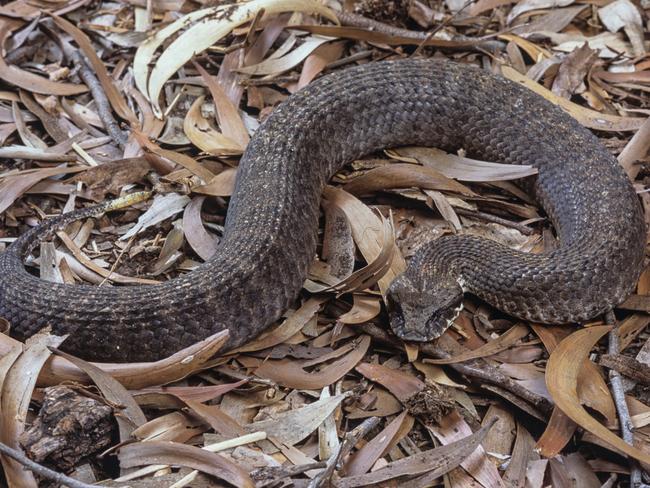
(0, 60), (645, 361)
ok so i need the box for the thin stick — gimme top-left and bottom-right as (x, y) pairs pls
(308, 416), (380, 488)
(0, 441), (97, 488)
(605, 311), (647, 488)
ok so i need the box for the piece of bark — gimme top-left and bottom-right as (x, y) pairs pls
(20, 386), (116, 472)
(600, 354), (650, 386)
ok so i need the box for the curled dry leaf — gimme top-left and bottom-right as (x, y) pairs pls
(546, 326), (650, 464)
(194, 62), (250, 149)
(118, 440), (254, 487)
(336, 418), (497, 488)
(0, 330), (229, 389)
(619, 116), (650, 181)
(501, 66), (645, 132)
(598, 0), (645, 57)
(194, 168), (238, 197)
(534, 324), (615, 422)
(141, 0), (337, 116)
(295, 41), (345, 90)
(338, 294), (382, 324)
(182, 196), (219, 261)
(237, 36), (332, 77)
(184, 96), (243, 156)
(344, 162), (475, 197)
(316, 217), (396, 295)
(252, 335), (370, 389)
(424, 323), (529, 364)
(133, 130), (215, 182)
(322, 186), (406, 295)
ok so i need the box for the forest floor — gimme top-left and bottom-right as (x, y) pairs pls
(1, 0), (650, 486)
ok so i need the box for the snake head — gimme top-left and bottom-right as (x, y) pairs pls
(386, 272), (464, 342)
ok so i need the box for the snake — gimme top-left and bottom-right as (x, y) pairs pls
(0, 59), (645, 362)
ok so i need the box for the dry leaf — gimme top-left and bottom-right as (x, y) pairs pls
(501, 65), (645, 131)
(546, 326), (650, 464)
(252, 336), (370, 389)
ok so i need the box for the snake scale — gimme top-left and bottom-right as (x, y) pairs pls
(0, 59), (645, 362)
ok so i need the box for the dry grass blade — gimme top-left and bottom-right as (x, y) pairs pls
(546, 326), (650, 464)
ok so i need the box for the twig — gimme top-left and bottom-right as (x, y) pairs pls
(254, 461), (327, 487)
(308, 416), (380, 488)
(54, 36), (128, 148)
(359, 323), (553, 415)
(605, 311), (647, 488)
(600, 354), (650, 386)
(0, 440), (97, 488)
(336, 11), (504, 53)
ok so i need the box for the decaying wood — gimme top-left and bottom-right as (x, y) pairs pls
(20, 386), (116, 473)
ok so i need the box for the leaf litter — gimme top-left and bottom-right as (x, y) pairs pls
(0, 0), (649, 486)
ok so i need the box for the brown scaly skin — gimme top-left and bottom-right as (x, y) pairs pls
(0, 59), (645, 361)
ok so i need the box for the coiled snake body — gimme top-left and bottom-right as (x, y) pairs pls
(0, 60), (645, 361)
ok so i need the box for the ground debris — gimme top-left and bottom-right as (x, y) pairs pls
(0, 0), (648, 486)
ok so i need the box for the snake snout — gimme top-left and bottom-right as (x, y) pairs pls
(387, 274), (464, 343)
